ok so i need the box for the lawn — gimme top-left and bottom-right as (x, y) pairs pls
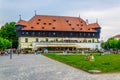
(43, 53), (120, 73)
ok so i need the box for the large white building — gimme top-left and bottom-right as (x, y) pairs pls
(15, 15), (101, 51)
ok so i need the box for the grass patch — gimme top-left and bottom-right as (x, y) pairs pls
(43, 53), (120, 73)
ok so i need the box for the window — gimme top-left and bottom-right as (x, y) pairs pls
(38, 19), (41, 21)
(43, 23), (46, 25)
(53, 19), (56, 22)
(81, 21), (83, 23)
(25, 38), (28, 42)
(80, 28), (82, 30)
(69, 24), (71, 26)
(42, 27), (44, 29)
(26, 32), (28, 35)
(93, 33), (95, 36)
(52, 27), (55, 29)
(79, 33), (81, 36)
(37, 22), (39, 25)
(36, 38), (38, 42)
(84, 33), (86, 36)
(88, 33), (90, 36)
(77, 24), (79, 26)
(66, 20), (69, 22)
(70, 33), (73, 36)
(22, 32), (24, 34)
(49, 23), (52, 25)
(38, 32), (41, 35)
(88, 28), (90, 30)
(53, 32), (56, 35)
(72, 28), (74, 30)
(81, 24), (83, 26)
(31, 26), (34, 29)
(46, 38), (48, 42)
(32, 32), (35, 35)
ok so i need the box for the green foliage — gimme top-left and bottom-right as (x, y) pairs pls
(0, 37), (10, 50)
(44, 54), (120, 73)
(101, 37), (120, 50)
(0, 22), (18, 48)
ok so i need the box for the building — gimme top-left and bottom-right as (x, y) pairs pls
(15, 15), (101, 51)
(114, 34), (120, 40)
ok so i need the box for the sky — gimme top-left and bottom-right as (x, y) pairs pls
(0, 0), (120, 41)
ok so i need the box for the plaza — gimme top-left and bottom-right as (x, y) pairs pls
(0, 54), (120, 80)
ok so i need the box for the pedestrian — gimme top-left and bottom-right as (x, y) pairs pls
(34, 50), (38, 55)
(85, 54), (89, 60)
(18, 50), (20, 55)
(89, 54), (95, 61)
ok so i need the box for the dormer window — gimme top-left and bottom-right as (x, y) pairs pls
(31, 26), (34, 29)
(42, 27), (44, 29)
(49, 23), (52, 25)
(69, 24), (71, 26)
(52, 27), (55, 29)
(38, 19), (41, 21)
(66, 20), (69, 22)
(53, 19), (56, 22)
(37, 22), (39, 25)
(88, 28), (90, 30)
(77, 24), (79, 26)
(72, 28), (74, 30)
(43, 23), (46, 25)
(80, 28), (82, 30)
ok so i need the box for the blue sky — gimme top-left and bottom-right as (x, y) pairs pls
(0, 0), (120, 41)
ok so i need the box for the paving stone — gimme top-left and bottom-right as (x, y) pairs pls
(0, 54), (120, 80)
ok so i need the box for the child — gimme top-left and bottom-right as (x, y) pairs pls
(89, 54), (95, 61)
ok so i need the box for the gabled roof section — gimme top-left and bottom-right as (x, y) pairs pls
(114, 34), (120, 38)
(16, 20), (28, 27)
(87, 23), (100, 29)
(16, 15), (101, 32)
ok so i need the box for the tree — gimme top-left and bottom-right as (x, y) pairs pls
(101, 37), (120, 53)
(0, 37), (10, 50)
(117, 39), (120, 49)
(0, 22), (18, 48)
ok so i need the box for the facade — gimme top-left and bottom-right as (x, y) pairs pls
(15, 15), (101, 51)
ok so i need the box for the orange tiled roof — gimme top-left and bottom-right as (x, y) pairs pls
(114, 34), (120, 38)
(16, 15), (100, 32)
(16, 20), (28, 26)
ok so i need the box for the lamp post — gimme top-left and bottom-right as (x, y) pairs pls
(10, 39), (12, 59)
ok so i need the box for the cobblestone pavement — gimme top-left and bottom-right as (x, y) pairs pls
(0, 54), (120, 80)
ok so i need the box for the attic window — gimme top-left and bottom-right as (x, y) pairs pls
(81, 21), (83, 23)
(72, 28), (74, 30)
(53, 19), (56, 22)
(69, 24), (71, 26)
(49, 23), (52, 25)
(80, 28), (82, 30)
(77, 24), (79, 26)
(66, 20), (69, 22)
(43, 23), (46, 25)
(42, 27), (44, 29)
(88, 28), (90, 30)
(31, 26), (34, 29)
(37, 22), (39, 25)
(38, 19), (41, 21)
(52, 27), (55, 29)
